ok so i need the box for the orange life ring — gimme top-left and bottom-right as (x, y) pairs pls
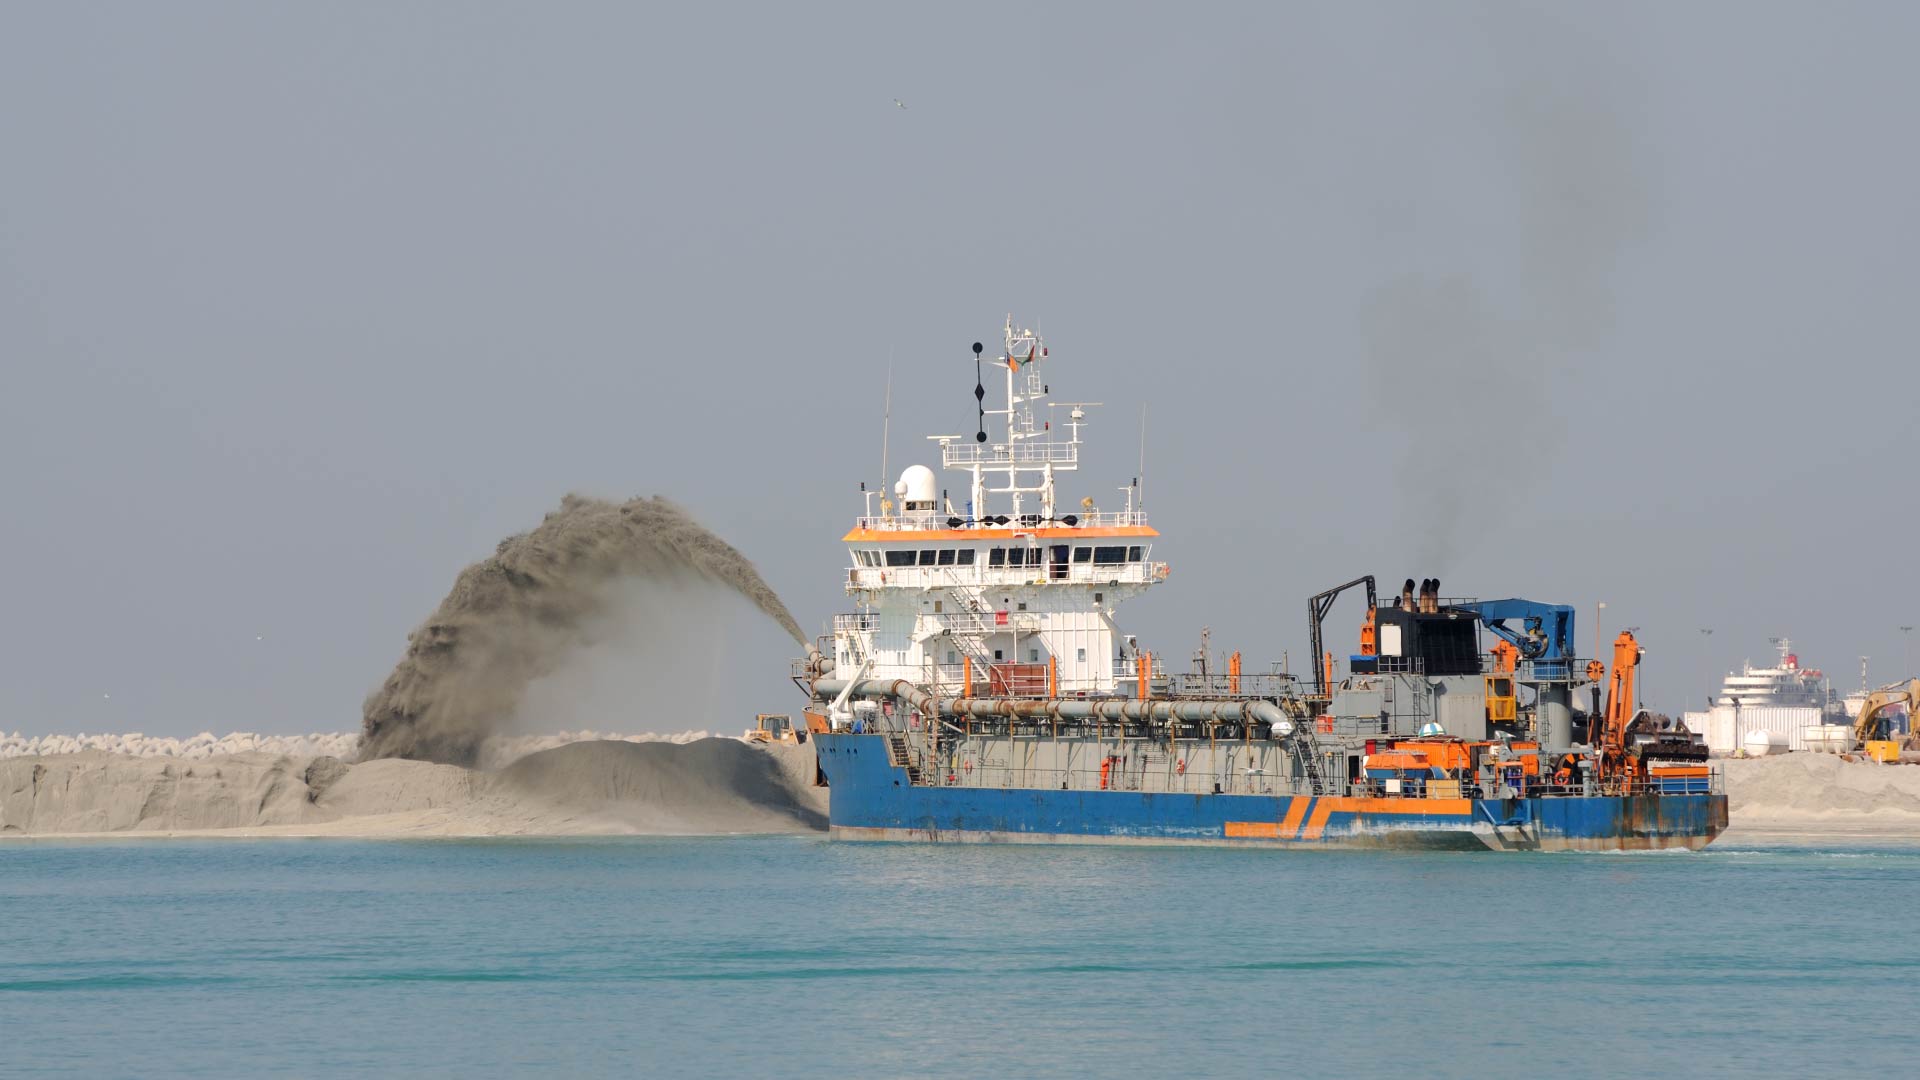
(1176, 759), (1187, 775)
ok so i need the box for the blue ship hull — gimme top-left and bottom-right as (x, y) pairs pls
(813, 733), (1728, 851)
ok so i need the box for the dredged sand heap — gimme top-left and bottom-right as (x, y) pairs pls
(0, 738), (826, 838)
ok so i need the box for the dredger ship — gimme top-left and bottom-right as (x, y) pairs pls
(796, 319), (1727, 851)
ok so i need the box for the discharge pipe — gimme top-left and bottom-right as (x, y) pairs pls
(803, 646), (836, 679)
(809, 679), (1296, 732)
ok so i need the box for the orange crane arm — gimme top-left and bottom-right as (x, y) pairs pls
(1597, 631), (1642, 776)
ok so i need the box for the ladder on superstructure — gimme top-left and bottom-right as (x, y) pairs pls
(885, 732), (925, 785)
(947, 581), (998, 674)
(1292, 728), (1328, 795)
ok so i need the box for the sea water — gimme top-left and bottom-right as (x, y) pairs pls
(2, 836), (1913, 1079)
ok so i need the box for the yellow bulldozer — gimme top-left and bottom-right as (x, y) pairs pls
(745, 713), (801, 745)
(1852, 679), (1920, 763)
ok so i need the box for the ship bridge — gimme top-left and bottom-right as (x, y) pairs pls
(831, 318), (1163, 700)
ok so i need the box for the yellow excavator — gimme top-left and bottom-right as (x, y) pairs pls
(1852, 679), (1920, 762)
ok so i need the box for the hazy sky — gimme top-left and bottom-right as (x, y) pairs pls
(4, 2), (1916, 737)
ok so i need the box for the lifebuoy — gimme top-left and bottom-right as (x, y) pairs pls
(1176, 758), (1186, 775)
(963, 759), (973, 773)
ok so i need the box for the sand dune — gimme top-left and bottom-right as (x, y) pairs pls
(0, 739), (825, 839)
(0, 729), (717, 767)
(1722, 754), (1920, 821)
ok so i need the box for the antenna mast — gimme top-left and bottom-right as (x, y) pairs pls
(1138, 402), (1149, 509)
(879, 354), (893, 516)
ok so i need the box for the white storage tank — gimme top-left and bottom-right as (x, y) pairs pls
(1742, 729), (1787, 757)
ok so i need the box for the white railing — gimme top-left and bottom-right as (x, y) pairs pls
(941, 441), (1079, 468)
(918, 611), (1042, 636)
(848, 509), (1150, 532)
(847, 561), (1165, 591)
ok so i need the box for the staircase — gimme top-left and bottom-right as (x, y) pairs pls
(1291, 726), (1328, 795)
(949, 589), (998, 675)
(885, 733), (925, 785)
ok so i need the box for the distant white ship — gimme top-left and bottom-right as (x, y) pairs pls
(1711, 639), (1838, 713)
(1686, 638), (1845, 754)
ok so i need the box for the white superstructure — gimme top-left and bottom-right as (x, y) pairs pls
(833, 318), (1165, 698)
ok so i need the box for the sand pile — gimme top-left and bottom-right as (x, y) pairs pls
(1723, 754), (1920, 821)
(467, 729), (718, 770)
(0, 731), (362, 761)
(0, 752), (333, 833)
(0, 729), (718, 766)
(0, 739), (824, 838)
(497, 741), (826, 833)
(361, 495), (805, 766)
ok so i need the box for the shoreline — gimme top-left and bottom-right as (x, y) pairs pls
(7, 744), (1919, 847)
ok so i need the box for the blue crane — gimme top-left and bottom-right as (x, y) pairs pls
(1458, 599), (1577, 678)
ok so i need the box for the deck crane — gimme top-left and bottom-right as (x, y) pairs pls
(1458, 600), (1577, 676)
(1306, 575), (1375, 697)
(1458, 599), (1580, 748)
(1593, 630), (1707, 780)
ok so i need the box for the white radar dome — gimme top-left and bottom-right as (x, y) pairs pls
(895, 464), (937, 507)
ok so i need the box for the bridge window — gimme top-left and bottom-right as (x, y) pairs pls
(1128, 546), (1144, 561)
(1072, 547), (1092, 563)
(885, 550), (916, 567)
(918, 550), (936, 566)
(989, 548), (1006, 566)
(1094, 546), (1126, 564)
(937, 549), (956, 566)
(957, 549), (976, 565)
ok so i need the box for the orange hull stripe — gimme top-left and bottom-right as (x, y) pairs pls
(1279, 796), (1311, 838)
(1301, 799), (1338, 841)
(842, 526), (1160, 542)
(1224, 821), (1280, 838)
(1299, 797), (1473, 841)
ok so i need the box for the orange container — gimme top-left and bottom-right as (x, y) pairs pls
(1393, 740), (1471, 771)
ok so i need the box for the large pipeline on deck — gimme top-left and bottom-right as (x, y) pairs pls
(803, 647), (836, 679)
(809, 678), (1296, 732)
